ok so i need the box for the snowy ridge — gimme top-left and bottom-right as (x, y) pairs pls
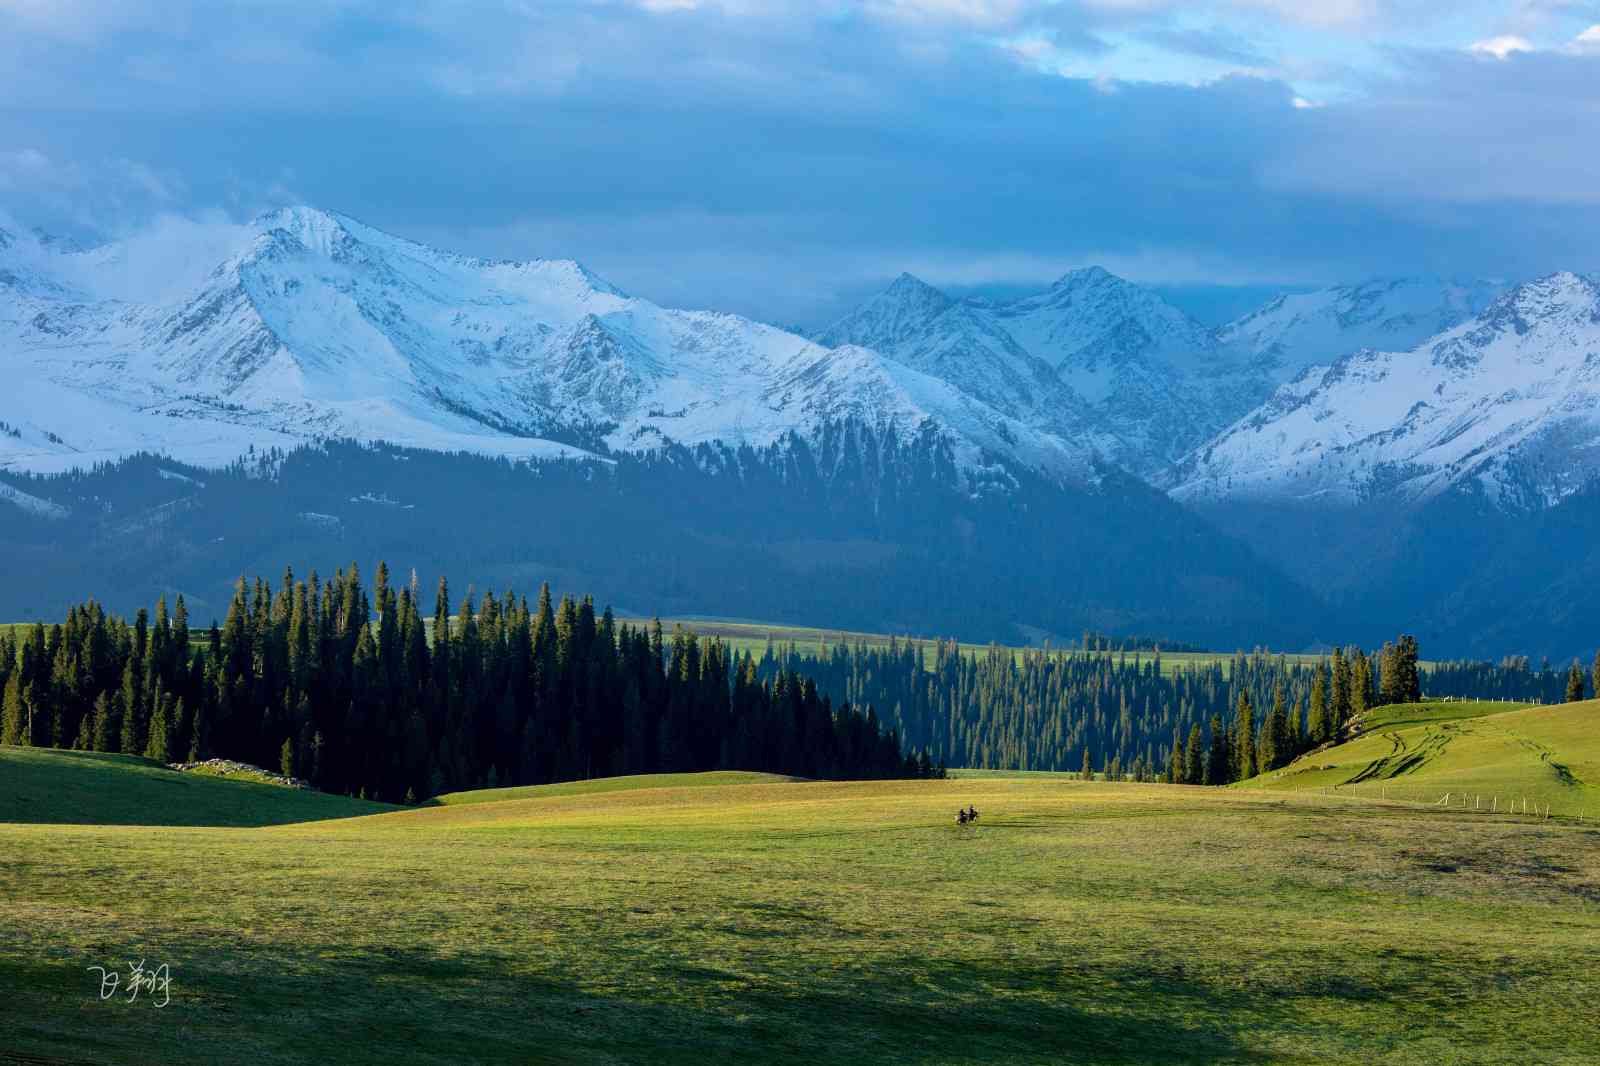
(0, 207), (1101, 487)
(821, 266), (1267, 474)
(8, 206), (1597, 520)
(1172, 273), (1600, 508)
(1218, 277), (1505, 380)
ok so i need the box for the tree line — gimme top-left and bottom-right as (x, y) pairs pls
(7, 575), (1593, 796)
(1426, 653), (1599, 706)
(0, 564), (931, 803)
(746, 631), (1590, 784)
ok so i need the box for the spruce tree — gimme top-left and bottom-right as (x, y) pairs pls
(1233, 692), (1255, 782)
(1205, 714), (1229, 786)
(1330, 648), (1351, 741)
(1378, 642), (1400, 705)
(1260, 682), (1286, 773)
(1, 672), (24, 746)
(1183, 724), (1204, 785)
(91, 692), (116, 753)
(1593, 652), (1600, 706)
(1080, 745), (1092, 781)
(1349, 650), (1370, 725)
(1308, 664), (1328, 745)
(1396, 636), (1422, 702)
(1566, 661), (1586, 703)
(144, 695), (170, 763)
(118, 658), (144, 756)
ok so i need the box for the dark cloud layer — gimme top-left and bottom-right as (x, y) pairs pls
(1, 1), (1597, 324)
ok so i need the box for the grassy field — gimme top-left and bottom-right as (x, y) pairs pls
(431, 771), (799, 806)
(1242, 699), (1600, 816)
(5, 748), (1600, 1063)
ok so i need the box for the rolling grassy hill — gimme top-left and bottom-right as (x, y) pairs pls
(1241, 699), (1599, 816)
(5, 756), (1599, 1063)
(430, 770), (799, 806)
(0, 746), (395, 826)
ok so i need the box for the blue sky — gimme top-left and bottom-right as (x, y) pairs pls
(2, 0), (1598, 325)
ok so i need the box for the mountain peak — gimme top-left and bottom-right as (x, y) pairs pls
(881, 271), (953, 308)
(1521, 270), (1598, 303)
(1479, 271), (1600, 330)
(1050, 265), (1119, 289)
(815, 271), (954, 351)
(248, 205), (359, 260)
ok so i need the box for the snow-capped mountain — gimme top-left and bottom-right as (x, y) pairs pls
(12, 206), (1595, 527)
(1218, 277), (1505, 381)
(0, 208), (1098, 484)
(815, 273), (1103, 442)
(820, 267), (1267, 474)
(1172, 272), (1600, 509)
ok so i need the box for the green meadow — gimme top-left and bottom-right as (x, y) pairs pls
(1242, 698), (1600, 817)
(4, 745), (1599, 1064)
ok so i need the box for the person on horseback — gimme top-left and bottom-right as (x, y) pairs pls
(957, 808), (969, 825)
(967, 805), (979, 822)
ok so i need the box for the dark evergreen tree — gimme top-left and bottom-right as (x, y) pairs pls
(1566, 661), (1586, 703)
(1307, 663), (1328, 745)
(1329, 648), (1350, 741)
(144, 693), (171, 763)
(1205, 714), (1229, 786)
(1232, 691), (1255, 782)
(1182, 724), (1204, 785)
(91, 692), (117, 753)
(1259, 681), (1286, 773)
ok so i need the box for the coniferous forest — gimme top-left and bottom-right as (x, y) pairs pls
(751, 634), (1582, 783)
(5, 560), (1591, 798)
(0, 565), (925, 803)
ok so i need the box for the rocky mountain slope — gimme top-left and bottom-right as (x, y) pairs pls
(821, 268), (1267, 475)
(1217, 277), (1504, 381)
(1173, 272), (1600, 510)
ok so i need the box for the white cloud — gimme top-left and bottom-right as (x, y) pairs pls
(1227, 0), (1383, 28)
(864, 0), (1032, 25)
(1469, 35), (1535, 59)
(1571, 24), (1600, 53)
(1083, 0), (1387, 29)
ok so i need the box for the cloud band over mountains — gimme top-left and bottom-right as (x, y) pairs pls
(1, 0), (1597, 324)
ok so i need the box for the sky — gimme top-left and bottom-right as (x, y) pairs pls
(2, 0), (1599, 326)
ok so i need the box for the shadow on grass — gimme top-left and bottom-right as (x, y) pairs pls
(2, 940), (1271, 1066)
(0, 746), (395, 828)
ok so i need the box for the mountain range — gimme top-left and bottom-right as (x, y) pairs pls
(4, 206), (1599, 657)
